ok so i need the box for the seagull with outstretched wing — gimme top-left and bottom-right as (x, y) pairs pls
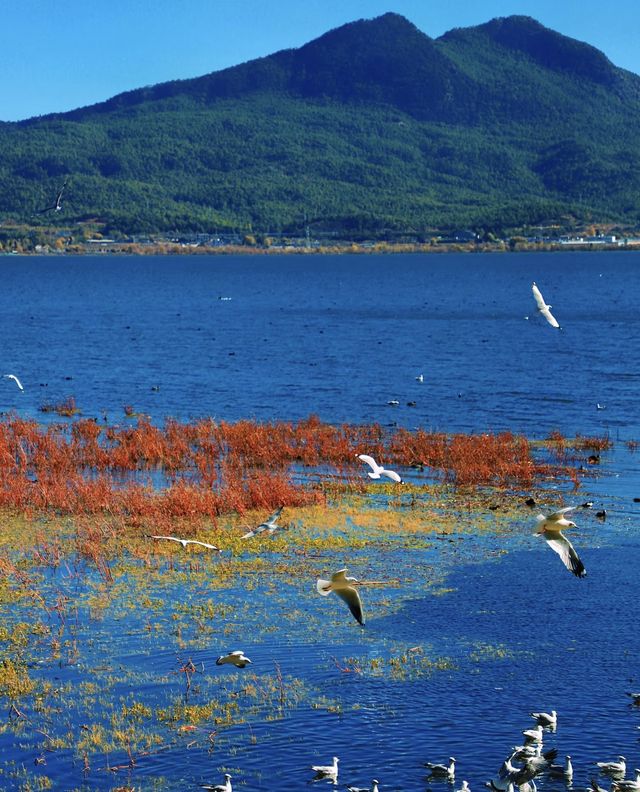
(3, 374), (24, 391)
(316, 568), (365, 625)
(357, 453), (403, 483)
(241, 506), (284, 539)
(148, 535), (221, 551)
(532, 282), (560, 328)
(35, 180), (68, 214)
(534, 506), (586, 577)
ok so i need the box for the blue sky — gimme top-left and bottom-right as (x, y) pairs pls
(2, 0), (639, 122)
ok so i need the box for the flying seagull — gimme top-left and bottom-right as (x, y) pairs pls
(148, 535), (221, 552)
(200, 773), (232, 792)
(241, 506), (284, 539)
(36, 180), (68, 214)
(316, 568), (365, 626)
(357, 453), (403, 483)
(531, 282), (560, 329)
(534, 507), (586, 577)
(216, 651), (251, 668)
(3, 374), (23, 391)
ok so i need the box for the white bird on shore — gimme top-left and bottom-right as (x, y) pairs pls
(317, 568), (365, 625)
(425, 757), (456, 780)
(148, 535), (221, 551)
(596, 757), (626, 777)
(216, 651), (251, 668)
(241, 506), (284, 539)
(311, 756), (339, 780)
(357, 453), (403, 483)
(201, 772), (232, 791)
(530, 710), (557, 729)
(347, 780), (379, 792)
(532, 282), (560, 329)
(534, 508), (586, 577)
(3, 374), (23, 391)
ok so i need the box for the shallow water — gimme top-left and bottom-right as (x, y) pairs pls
(0, 252), (639, 790)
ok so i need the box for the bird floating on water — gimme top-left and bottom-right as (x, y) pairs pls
(416, 374), (424, 383)
(317, 568), (365, 626)
(241, 506), (284, 539)
(357, 453), (403, 483)
(549, 755), (573, 781)
(530, 709), (557, 729)
(311, 756), (339, 781)
(216, 651), (252, 668)
(612, 769), (640, 792)
(596, 757), (626, 777)
(425, 757), (456, 780)
(3, 374), (23, 391)
(534, 507), (586, 577)
(148, 535), (221, 552)
(347, 781), (379, 792)
(531, 282), (560, 329)
(200, 772), (232, 791)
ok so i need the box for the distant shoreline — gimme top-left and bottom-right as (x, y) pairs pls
(5, 240), (640, 256)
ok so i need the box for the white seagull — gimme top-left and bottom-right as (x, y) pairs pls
(530, 709), (557, 729)
(425, 757), (456, 780)
(201, 772), (232, 791)
(613, 769), (640, 792)
(241, 506), (284, 539)
(149, 535), (221, 551)
(597, 757), (626, 777)
(531, 282), (560, 329)
(3, 374), (23, 391)
(549, 755), (573, 781)
(311, 756), (339, 780)
(522, 724), (544, 744)
(216, 651), (252, 668)
(534, 507), (586, 577)
(317, 568), (365, 626)
(357, 453), (403, 483)
(347, 781), (379, 792)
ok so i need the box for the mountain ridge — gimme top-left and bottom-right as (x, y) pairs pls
(2, 13), (640, 236)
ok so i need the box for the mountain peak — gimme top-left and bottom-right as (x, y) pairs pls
(475, 15), (618, 85)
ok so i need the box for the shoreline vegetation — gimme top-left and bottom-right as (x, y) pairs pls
(3, 223), (640, 256)
(0, 413), (612, 524)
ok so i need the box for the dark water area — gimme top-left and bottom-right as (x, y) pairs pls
(0, 252), (639, 791)
(1, 251), (638, 438)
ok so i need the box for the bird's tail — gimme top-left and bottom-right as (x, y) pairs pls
(316, 578), (332, 596)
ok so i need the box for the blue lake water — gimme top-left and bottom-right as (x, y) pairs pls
(0, 251), (639, 791)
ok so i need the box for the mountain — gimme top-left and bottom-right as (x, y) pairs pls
(1, 13), (640, 237)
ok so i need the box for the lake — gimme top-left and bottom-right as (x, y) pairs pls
(0, 251), (639, 791)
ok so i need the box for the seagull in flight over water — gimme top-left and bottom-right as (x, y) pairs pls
(148, 535), (221, 551)
(317, 568), (365, 625)
(357, 454), (403, 483)
(534, 506), (586, 577)
(35, 180), (68, 214)
(216, 651), (251, 668)
(531, 282), (561, 329)
(241, 506), (285, 539)
(3, 374), (24, 391)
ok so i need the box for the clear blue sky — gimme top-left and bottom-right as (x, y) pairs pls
(3, 0), (639, 122)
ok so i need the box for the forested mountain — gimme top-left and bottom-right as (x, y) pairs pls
(1, 13), (639, 236)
